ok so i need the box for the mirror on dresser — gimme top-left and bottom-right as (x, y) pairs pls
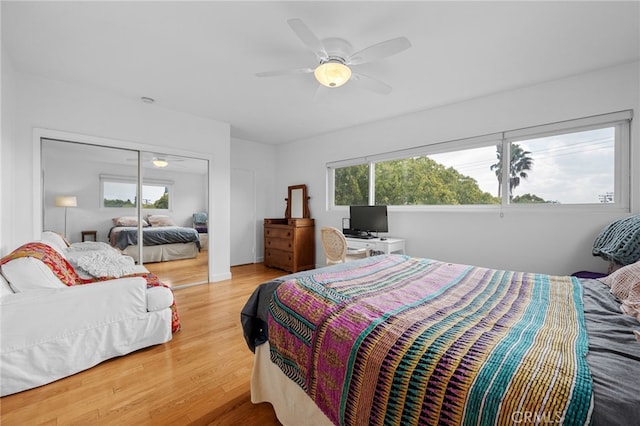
(264, 184), (315, 273)
(285, 184), (310, 219)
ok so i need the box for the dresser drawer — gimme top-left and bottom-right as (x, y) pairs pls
(265, 248), (293, 269)
(265, 237), (293, 251)
(264, 227), (293, 239)
(264, 218), (315, 273)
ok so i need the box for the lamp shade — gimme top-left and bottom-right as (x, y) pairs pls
(314, 61), (352, 88)
(55, 195), (77, 207)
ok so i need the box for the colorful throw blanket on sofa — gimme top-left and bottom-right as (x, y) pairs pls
(0, 242), (180, 332)
(268, 255), (592, 426)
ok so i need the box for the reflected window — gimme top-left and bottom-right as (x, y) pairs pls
(101, 175), (172, 209)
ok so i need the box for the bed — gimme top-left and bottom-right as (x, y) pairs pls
(108, 215), (201, 263)
(241, 254), (640, 426)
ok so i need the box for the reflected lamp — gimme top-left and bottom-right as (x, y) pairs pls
(55, 195), (77, 238)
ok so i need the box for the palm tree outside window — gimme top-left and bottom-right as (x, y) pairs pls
(490, 143), (534, 201)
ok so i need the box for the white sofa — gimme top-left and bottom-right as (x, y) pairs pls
(0, 232), (175, 396)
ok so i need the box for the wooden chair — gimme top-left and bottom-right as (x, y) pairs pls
(320, 226), (367, 265)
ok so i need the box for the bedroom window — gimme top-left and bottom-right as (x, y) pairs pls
(329, 111), (631, 210)
(374, 145), (501, 206)
(504, 127), (616, 205)
(334, 163), (370, 206)
(101, 175), (172, 209)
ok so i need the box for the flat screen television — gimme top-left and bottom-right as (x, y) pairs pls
(348, 205), (388, 238)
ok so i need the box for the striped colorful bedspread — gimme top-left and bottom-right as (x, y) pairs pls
(268, 255), (593, 426)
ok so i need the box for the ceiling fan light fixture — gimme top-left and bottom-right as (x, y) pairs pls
(152, 158), (169, 168)
(314, 61), (352, 88)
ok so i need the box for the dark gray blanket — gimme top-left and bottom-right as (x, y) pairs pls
(582, 278), (640, 426)
(108, 226), (201, 250)
(241, 260), (640, 425)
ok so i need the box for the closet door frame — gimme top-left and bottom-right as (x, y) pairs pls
(33, 128), (214, 282)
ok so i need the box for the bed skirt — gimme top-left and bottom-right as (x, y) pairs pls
(121, 242), (198, 263)
(251, 342), (333, 426)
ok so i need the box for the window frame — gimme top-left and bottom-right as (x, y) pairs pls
(327, 111), (632, 213)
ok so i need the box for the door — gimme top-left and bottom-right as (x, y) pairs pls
(230, 168), (255, 266)
(41, 138), (209, 287)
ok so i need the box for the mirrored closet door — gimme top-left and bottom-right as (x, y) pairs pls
(41, 138), (209, 288)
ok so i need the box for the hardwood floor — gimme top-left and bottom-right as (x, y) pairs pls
(144, 251), (209, 288)
(0, 263), (290, 425)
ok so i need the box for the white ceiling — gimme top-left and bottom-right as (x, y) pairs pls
(3, 1), (639, 144)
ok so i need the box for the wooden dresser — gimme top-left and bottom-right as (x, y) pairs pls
(264, 218), (315, 273)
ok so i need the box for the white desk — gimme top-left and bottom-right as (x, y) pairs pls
(345, 236), (406, 256)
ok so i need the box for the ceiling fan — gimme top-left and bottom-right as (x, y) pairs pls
(256, 18), (411, 95)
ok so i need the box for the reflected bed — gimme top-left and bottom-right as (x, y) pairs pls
(108, 226), (201, 263)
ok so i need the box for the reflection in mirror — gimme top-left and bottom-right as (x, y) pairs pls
(286, 184), (310, 219)
(41, 139), (209, 288)
(42, 139), (138, 241)
(139, 152), (209, 287)
(291, 188), (303, 218)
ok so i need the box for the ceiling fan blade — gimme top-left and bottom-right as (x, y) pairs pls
(348, 36), (411, 65)
(313, 84), (331, 102)
(256, 67), (314, 77)
(351, 72), (393, 95)
(287, 18), (327, 59)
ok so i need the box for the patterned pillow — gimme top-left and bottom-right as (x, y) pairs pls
(601, 260), (640, 300)
(620, 283), (640, 321)
(600, 261), (640, 322)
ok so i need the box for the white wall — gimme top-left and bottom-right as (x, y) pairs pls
(230, 137), (278, 262)
(1, 46), (18, 256)
(1, 70), (232, 281)
(275, 61), (640, 275)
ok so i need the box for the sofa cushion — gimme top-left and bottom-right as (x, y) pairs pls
(0, 274), (13, 297)
(0, 242), (79, 292)
(146, 286), (174, 311)
(41, 231), (71, 255)
(1, 257), (67, 292)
